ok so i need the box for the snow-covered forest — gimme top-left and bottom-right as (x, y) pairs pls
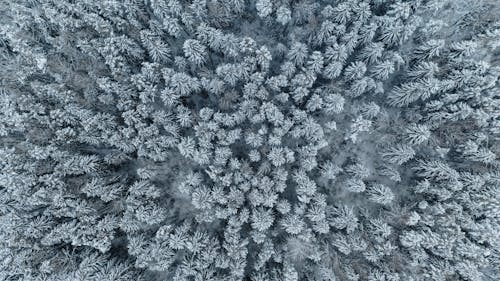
(0, 0), (499, 280)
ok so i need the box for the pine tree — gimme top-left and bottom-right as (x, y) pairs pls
(256, 0), (273, 18)
(367, 184), (395, 205)
(287, 42), (309, 66)
(276, 6), (292, 25)
(183, 39), (207, 66)
(381, 144), (416, 165)
(404, 123), (431, 145)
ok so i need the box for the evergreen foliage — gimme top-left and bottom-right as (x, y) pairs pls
(0, 0), (499, 280)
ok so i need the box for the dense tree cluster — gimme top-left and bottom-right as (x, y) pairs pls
(0, 0), (499, 280)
